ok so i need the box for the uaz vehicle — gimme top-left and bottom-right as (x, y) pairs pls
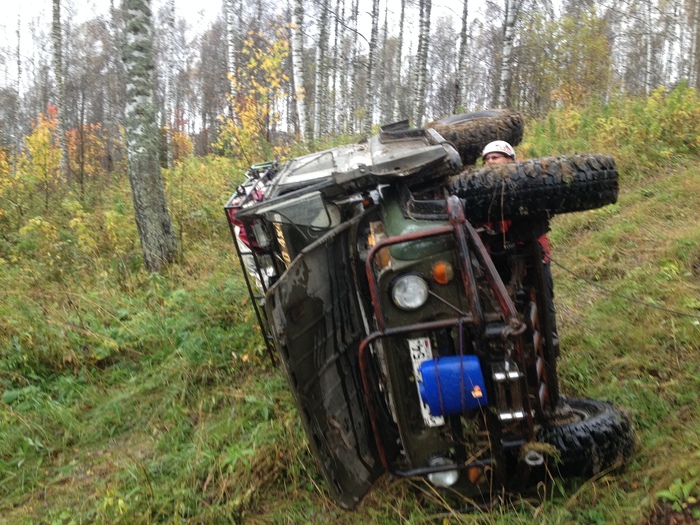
(225, 110), (634, 509)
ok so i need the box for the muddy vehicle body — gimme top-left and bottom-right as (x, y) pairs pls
(225, 111), (634, 509)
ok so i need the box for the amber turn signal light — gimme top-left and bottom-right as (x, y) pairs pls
(432, 261), (454, 284)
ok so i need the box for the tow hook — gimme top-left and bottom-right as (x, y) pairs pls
(523, 449), (545, 467)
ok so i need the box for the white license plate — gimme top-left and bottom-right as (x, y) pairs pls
(408, 338), (444, 427)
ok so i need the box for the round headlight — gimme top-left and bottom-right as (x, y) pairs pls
(427, 456), (460, 487)
(391, 274), (429, 310)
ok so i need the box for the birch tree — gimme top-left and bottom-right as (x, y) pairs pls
(330, 0), (341, 130)
(338, 0), (354, 132)
(163, 0), (175, 168)
(497, 0), (517, 107)
(413, 0), (432, 125)
(290, 0), (307, 138)
(52, 0), (70, 182)
(313, 0), (330, 138)
(456, 0), (468, 112)
(379, 2), (390, 122)
(364, 0), (380, 134)
(661, 0), (683, 83)
(349, 0), (360, 132)
(692, 0), (700, 87)
(14, 15), (22, 168)
(392, 0), (406, 121)
(122, 0), (177, 272)
(225, 0), (239, 121)
(105, 0), (123, 175)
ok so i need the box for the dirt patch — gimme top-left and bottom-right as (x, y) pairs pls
(638, 502), (700, 524)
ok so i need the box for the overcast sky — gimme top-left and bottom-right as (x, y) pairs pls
(2, 0), (222, 49)
(1, 0), (222, 88)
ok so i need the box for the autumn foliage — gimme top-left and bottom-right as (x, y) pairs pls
(0, 104), (241, 288)
(522, 83), (700, 176)
(215, 28), (292, 164)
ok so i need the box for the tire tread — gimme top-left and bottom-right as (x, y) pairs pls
(538, 397), (635, 478)
(448, 154), (619, 222)
(425, 109), (524, 166)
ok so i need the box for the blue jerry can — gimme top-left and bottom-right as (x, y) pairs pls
(418, 355), (488, 416)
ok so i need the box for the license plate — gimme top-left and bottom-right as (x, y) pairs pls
(408, 338), (444, 427)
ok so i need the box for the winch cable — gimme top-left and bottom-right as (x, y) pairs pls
(549, 256), (700, 320)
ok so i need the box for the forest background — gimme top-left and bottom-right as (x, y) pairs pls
(1, 0), (700, 523)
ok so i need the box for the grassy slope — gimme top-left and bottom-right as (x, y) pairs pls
(1, 160), (699, 525)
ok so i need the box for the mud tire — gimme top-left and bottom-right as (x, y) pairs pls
(448, 154), (619, 223)
(425, 109), (524, 166)
(537, 397), (635, 478)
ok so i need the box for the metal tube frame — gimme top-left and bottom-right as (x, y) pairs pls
(359, 195), (533, 475)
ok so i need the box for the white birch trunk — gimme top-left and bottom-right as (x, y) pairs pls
(645, 0), (652, 95)
(291, 0), (307, 138)
(351, 0), (359, 132)
(313, 43), (322, 138)
(338, 0), (349, 132)
(412, 1), (424, 122)
(379, 2), (389, 122)
(14, 16), (21, 175)
(456, 0), (469, 112)
(693, 0), (700, 87)
(666, 0), (682, 83)
(688, 0), (697, 87)
(105, 0), (116, 176)
(52, 0), (70, 183)
(164, 0), (175, 168)
(498, 0), (516, 108)
(414, 0), (431, 125)
(364, 0), (380, 134)
(313, 0), (330, 138)
(675, 0), (687, 81)
(330, 0), (341, 130)
(226, 0), (239, 122)
(123, 0), (177, 272)
(16, 16), (21, 98)
(392, 0), (405, 121)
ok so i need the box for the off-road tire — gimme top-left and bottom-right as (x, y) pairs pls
(448, 154), (619, 223)
(537, 397), (635, 478)
(425, 109), (524, 166)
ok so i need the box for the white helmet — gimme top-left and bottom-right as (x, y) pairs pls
(482, 140), (516, 160)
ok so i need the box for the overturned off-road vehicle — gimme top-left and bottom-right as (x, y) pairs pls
(225, 110), (634, 509)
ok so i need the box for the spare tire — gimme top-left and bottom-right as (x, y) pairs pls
(448, 154), (619, 223)
(537, 397), (635, 478)
(425, 109), (524, 166)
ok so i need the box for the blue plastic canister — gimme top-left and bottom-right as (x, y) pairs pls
(418, 355), (488, 416)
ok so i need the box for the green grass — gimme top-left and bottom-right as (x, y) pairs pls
(2, 151), (700, 523)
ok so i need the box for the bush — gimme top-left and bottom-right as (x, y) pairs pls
(521, 83), (700, 177)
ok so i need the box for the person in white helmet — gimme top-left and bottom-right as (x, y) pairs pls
(480, 141), (559, 350)
(481, 140), (516, 166)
